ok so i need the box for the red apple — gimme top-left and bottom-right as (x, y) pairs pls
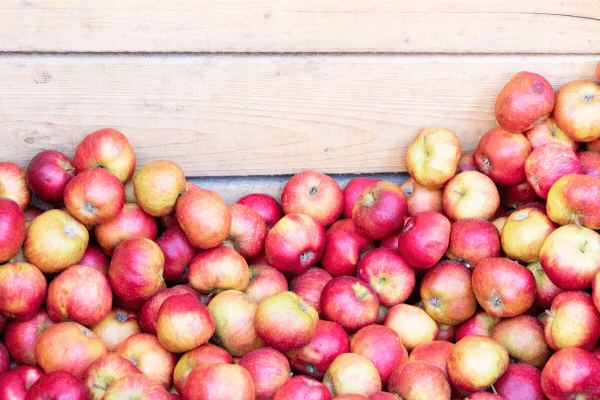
(525, 141), (582, 199)
(443, 171), (500, 221)
(399, 177), (444, 216)
(26, 149), (76, 205)
(495, 71), (554, 133)
(553, 80), (600, 142)
(0, 262), (47, 320)
(342, 177), (381, 219)
(387, 362), (451, 400)
(237, 193), (284, 231)
(188, 245), (250, 294)
(541, 347), (600, 400)
(83, 352), (143, 400)
(455, 310), (500, 342)
(456, 152), (479, 173)
(408, 340), (454, 377)
(321, 218), (374, 277)
(291, 267), (333, 316)
(138, 285), (199, 335)
(498, 180), (540, 209)
(3, 308), (54, 365)
(0, 161), (30, 210)
(238, 347), (291, 400)
(0, 365), (43, 400)
(245, 263), (289, 305)
(526, 260), (564, 309)
(494, 363), (545, 400)
(405, 126), (462, 189)
(173, 343), (234, 393)
(281, 170), (344, 227)
(78, 244), (110, 275)
(102, 375), (170, 400)
(273, 375), (332, 400)
(24, 370), (88, 400)
(134, 160), (186, 217)
(0, 198), (26, 264)
(91, 307), (141, 352)
(525, 116), (579, 152)
(155, 224), (197, 283)
(500, 206), (557, 263)
(445, 218), (501, 270)
(490, 314), (551, 368)
(546, 173), (600, 229)
(352, 181), (408, 239)
(322, 353), (382, 398)
(368, 392), (401, 400)
(397, 211), (451, 270)
(223, 203), (267, 259)
(383, 303), (438, 351)
(578, 150), (600, 178)
(181, 362), (255, 400)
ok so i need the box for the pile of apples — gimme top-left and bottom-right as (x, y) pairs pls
(1, 64), (600, 400)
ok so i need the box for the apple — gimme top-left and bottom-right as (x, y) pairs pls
(83, 352), (143, 400)
(356, 247), (415, 307)
(285, 319), (350, 379)
(397, 211), (451, 270)
(545, 290), (600, 352)
(188, 245), (250, 294)
(342, 177), (381, 219)
(264, 213), (326, 275)
(238, 347), (291, 400)
(73, 128), (136, 183)
(387, 362), (451, 400)
(546, 173), (600, 229)
(320, 276), (379, 333)
(181, 362), (255, 400)
(322, 353), (382, 398)
(465, 393), (503, 400)
(281, 170), (344, 227)
(172, 343), (234, 393)
(408, 340), (454, 377)
(455, 310), (500, 342)
(494, 363), (545, 400)
(94, 202), (158, 256)
(34, 321), (107, 378)
(471, 257), (536, 318)
(578, 150), (600, 178)
(0, 198), (26, 264)
(498, 180), (540, 209)
(3, 308), (54, 365)
(474, 126), (531, 187)
(156, 224), (197, 283)
(525, 141), (582, 199)
(23, 209), (89, 274)
(405, 126), (461, 189)
(420, 260), (477, 326)
(245, 263), (289, 305)
(321, 218), (374, 277)
(102, 374), (170, 400)
(291, 267), (333, 316)
(0, 262), (47, 320)
(175, 187), (232, 249)
(399, 176), (444, 216)
(446, 335), (509, 393)
(46, 264), (113, 326)
(208, 289), (266, 357)
(539, 224), (600, 290)
(456, 152), (479, 173)
(78, 244), (110, 275)
(108, 237), (165, 302)
(255, 290), (319, 352)
(273, 375), (332, 400)
(24, 370), (88, 400)
(156, 293), (215, 353)
(223, 203), (267, 259)
(383, 303), (438, 351)
(124, 172), (137, 203)
(0, 161), (30, 210)
(134, 160), (186, 217)
(524, 116), (579, 152)
(63, 167), (125, 225)
(116, 332), (178, 390)
(436, 323), (455, 342)
(350, 324), (408, 386)
(445, 218), (501, 270)
(352, 180), (408, 240)
(553, 80), (600, 142)
(490, 314), (551, 368)
(0, 365), (43, 400)
(157, 181), (201, 229)
(91, 307), (141, 352)
(500, 206), (557, 263)
(369, 392), (402, 400)
(138, 285), (200, 335)
(526, 260), (564, 309)
(26, 149), (75, 205)
(495, 71), (554, 133)
(541, 347), (600, 400)
(237, 193), (284, 231)
(443, 171), (500, 221)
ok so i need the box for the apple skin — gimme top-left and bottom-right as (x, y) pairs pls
(546, 173), (600, 229)
(526, 260), (564, 309)
(545, 290), (600, 352)
(342, 177), (381, 219)
(0, 161), (30, 210)
(321, 218), (374, 277)
(155, 224), (197, 283)
(541, 347), (600, 400)
(399, 177), (444, 216)
(237, 193), (284, 231)
(264, 213), (327, 276)
(495, 71), (554, 133)
(138, 285), (200, 335)
(552, 80), (600, 142)
(490, 314), (551, 368)
(387, 362), (451, 400)
(188, 245), (250, 294)
(26, 149), (76, 205)
(172, 343), (235, 393)
(405, 126), (462, 189)
(455, 310), (500, 342)
(91, 307), (141, 352)
(34, 321), (107, 378)
(498, 180), (540, 209)
(578, 150), (600, 178)
(0, 262), (47, 320)
(181, 362), (255, 400)
(101, 374), (170, 400)
(78, 244), (110, 275)
(238, 347), (291, 400)
(397, 211), (451, 270)
(408, 340), (454, 378)
(320, 276), (380, 333)
(539, 224), (600, 290)
(3, 308), (54, 366)
(281, 170), (344, 227)
(356, 247), (416, 307)
(500, 206), (557, 263)
(446, 335), (509, 393)
(525, 141), (582, 199)
(445, 218), (501, 270)
(471, 257), (537, 318)
(73, 128), (136, 183)
(273, 375), (332, 400)
(352, 180), (408, 240)
(0, 365), (44, 400)
(134, 160), (186, 217)
(322, 353), (382, 398)
(285, 319), (350, 380)
(24, 369), (89, 400)
(420, 260), (477, 326)
(291, 267), (333, 316)
(223, 203), (267, 260)
(23, 209), (89, 274)
(474, 126), (531, 187)
(254, 290), (319, 352)
(494, 363), (545, 400)
(245, 263), (289, 305)
(83, 352), (143, 400)
(442, 171), (500, 221)
(350, 324), (408, 387)
(524, 116), (579, 152)
(383, 303), (438, 352)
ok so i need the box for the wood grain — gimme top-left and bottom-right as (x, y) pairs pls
(1, 54), (597, 177)
(1, 1), (599, 53)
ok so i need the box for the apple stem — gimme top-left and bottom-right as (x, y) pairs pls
(574, 214), (583, 230)
(423, 135), (429, 156)
(491, 384), (498, 395)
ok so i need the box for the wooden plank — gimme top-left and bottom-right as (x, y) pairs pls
(0, 54), (597, 177)
(1, 1), (599, 53)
